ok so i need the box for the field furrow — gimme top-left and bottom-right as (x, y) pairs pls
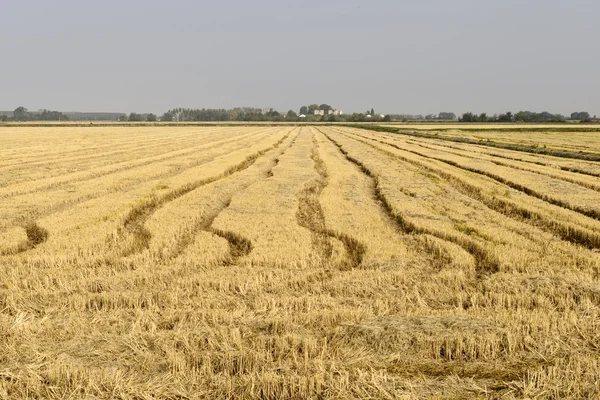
(142, 129), (299, 264)
(113, 129), (291, 258)
(372, 125), (600, 162)
(209, 128), (321, 266)
(340, 127), (600, 249)
(314, 128), (426, 268)
(0, 129), (276, 235)
(0, 128), (215, 179)
(323, 127), (600, 276)
(0, 128), (291, 263)
(369, 133), (600, 220)
(404, 136), (600, 178)
(407, 139), (600, 192)
(0, 126), (219, 164)
(0, 128), (267, 194)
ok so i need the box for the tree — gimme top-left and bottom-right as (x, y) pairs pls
(514, 111), (532, 122)
(0, 115), (7, 122)
(286, 110), (297, 120)
(128, 113), (143, 122)
(161, 112), (174, 122)
(119, 114), (128, 122)
(370, 108), (375, 116)
(498, 112), (513, 122)
(383, 114), (392, 122)
(13, 106), (28, 121)
(319, 104), (332, 112)
(438, 112), (456, 120)
(146, 113), (157, 122)
(459, 112), (474, 122)
(299, 106), (308, 115)
(479, 113), (488, 122)
(37, 109), (68, 121)
(513, 111), (564, 123)
(307, 104), (319, 114)
(571, 111), (590, 121)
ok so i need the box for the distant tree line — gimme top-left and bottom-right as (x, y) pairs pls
(1, 107), (69, 122)
(317, 113), (392, 123)
(570, 111), (592, 122)
(2, 105), (595, 124)
(0, 105), (394, 123)
(66, 112), (123, 121)
(119, 113), (157, 122)
(390, 112), (457, 122)
(159, 107), (291, 122)
(459, 112), (515, 123)
(157, 106), (394, 123)
(459, 111), (597, 123)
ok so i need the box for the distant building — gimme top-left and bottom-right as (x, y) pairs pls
(299, 114), (306, 118)
(366, 114), (372, 118)
(311, 109), (342, 116)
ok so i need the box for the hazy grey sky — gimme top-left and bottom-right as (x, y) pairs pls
(1, 0), (598, 115)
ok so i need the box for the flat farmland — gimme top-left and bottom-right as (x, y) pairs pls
(1, 125), (599, 399)
(384, 123), (600, 155)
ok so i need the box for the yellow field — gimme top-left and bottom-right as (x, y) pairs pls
(1, 125), (599, 399)
(387, 123), (599, 130)
(384, 124), (600, 154)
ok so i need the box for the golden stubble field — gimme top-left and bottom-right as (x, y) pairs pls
(0, 125), (599, 399)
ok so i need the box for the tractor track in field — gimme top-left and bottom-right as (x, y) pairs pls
(405, 137), (600, 179)
(163, 130), (301, 263)
(346, 129), (600, 222)
(350, 124), (600, 162)
(0, 128), (233, 172)
(405, 138), (600, 179)
(319, 129), (500, 277)
(337, 128), (600, 250)
(0, 130), (280, 239)
(296, 130), (366, 269)
(115, 132), (293, 258)
(0, 129), (269, 197)
(0, 221), (49, 256)
(408, 140), (600, 193)
(0, 130), (211, 180)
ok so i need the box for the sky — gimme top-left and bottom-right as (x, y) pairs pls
(1, 0), (599, 115)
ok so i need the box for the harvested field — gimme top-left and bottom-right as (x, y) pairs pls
(433, 129), (600, 155)
(369, 124), (600, 159)
(0, 125), (599, 399)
